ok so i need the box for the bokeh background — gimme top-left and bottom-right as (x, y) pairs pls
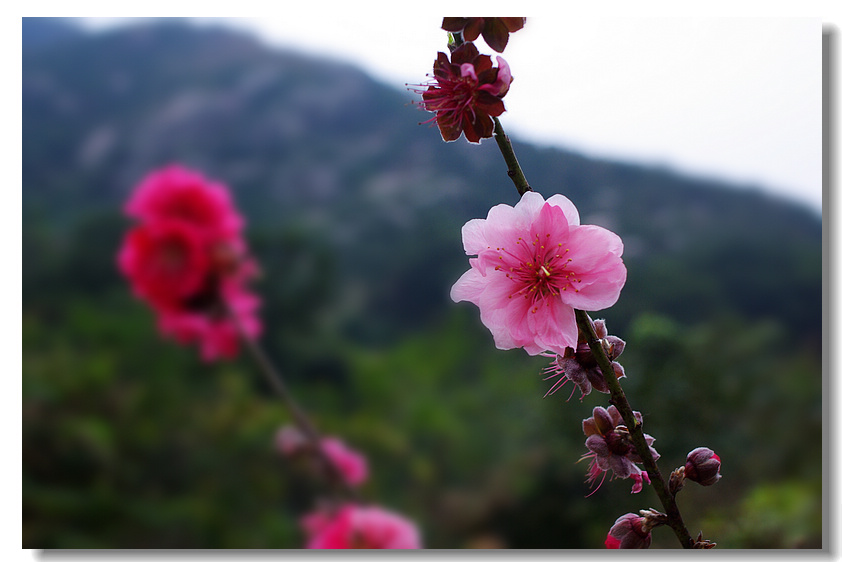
(22, 17), (823, 548)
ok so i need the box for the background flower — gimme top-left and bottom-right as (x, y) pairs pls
(118, 164), (261, 361)
(302, 504), (421, 549)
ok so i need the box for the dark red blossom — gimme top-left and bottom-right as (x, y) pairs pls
(412, 42), (512, 144)
(441, 17), (526, 52)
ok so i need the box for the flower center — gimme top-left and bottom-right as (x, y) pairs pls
(493, 233), (581, 310)
(415, 70), (480, 128)
(157, 239), (189, 274)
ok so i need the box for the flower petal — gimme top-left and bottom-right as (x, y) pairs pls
(450, 268), (486, 304)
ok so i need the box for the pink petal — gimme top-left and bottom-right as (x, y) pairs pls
(545, 193), (580, 226)
(450, 268), (486, 304)
(513, 191), (547, 225)
(461, 218), (489, 255)
(562, 263), (627, 310)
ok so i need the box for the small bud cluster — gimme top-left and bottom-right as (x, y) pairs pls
(581, 405), (658, 494)
(554, 325), (722, 548)
(604, 447), (722, 548)
(543, 319), (626, 399)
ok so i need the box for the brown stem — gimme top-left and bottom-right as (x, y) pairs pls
(489, 115), (693, 548)
(492, 118), (532, 195)
(575, 310), (694, 548)
(225, 303), (360, 502)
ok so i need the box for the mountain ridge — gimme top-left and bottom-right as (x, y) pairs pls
(22, 18), (821, 346)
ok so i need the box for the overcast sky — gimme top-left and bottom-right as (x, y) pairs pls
(79, 11), (829, 212)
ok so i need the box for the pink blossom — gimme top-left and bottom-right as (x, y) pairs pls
(451, 191), (626, 355)
(302, 505), (421, 549)
(118, 164), (260, 361)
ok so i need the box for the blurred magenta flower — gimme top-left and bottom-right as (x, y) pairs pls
(276, 426), (369, 487)
(320, 437), (369, 487)
(125, 164), (243, 236)
(301, 504), (421, 549)
(605, 513), (652, 549)
(581, 405), (658, 494)
(451, 192), (626, 355)
(413, 42), (512, 143)
(685, 447), (722, 486)
(118, 164), (260, 361)
(441, 17), (526, 52)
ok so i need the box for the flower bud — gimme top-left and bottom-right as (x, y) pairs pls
(605, 513), (651, 549)
(684, 447), (721, 486)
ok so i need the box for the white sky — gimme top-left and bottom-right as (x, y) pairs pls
(75, 8), (833, 212)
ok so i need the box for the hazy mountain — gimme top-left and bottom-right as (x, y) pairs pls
(22, 17), (821, 346)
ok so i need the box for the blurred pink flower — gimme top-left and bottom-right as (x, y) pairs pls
(320, 437), (369, 487)
(451, 191), (626, 355)
(302, 504), (421, 549)
(118, 164), (260, 361)
(412, 42), (512, 143)
(156, 274), (261, 362)
(125, 164), (243, 237)
(275, 427), (369, 487)
(118, 220), (210, 308)
(275, 425), (308, 456)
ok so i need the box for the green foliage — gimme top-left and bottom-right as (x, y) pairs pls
(700, 479), (822, 548)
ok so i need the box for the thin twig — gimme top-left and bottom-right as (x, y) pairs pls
(492, 117), (532, 196)
(225, 303), (360, 502)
